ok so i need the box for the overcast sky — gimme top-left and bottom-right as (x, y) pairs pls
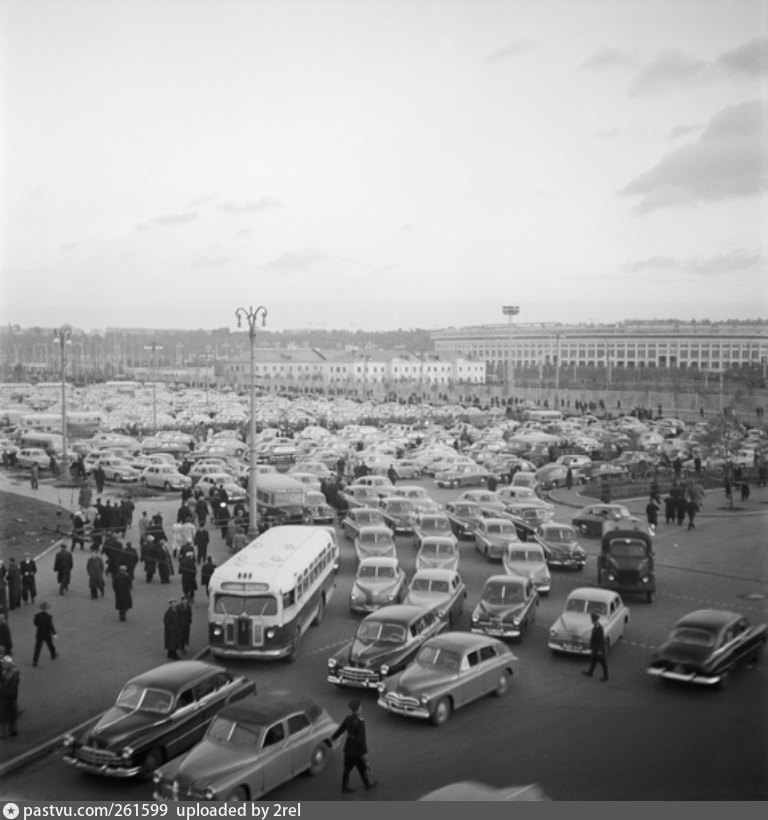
(2, 0), (766, 333)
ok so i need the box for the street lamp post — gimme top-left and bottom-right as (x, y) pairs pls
(53, 326), (72, 478)
(236, 305), (268, 540)
(144, 341), (163, 434)
(502, 305), (520, 396)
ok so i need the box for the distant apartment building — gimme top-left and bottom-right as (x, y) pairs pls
(431, 321), (768, 374)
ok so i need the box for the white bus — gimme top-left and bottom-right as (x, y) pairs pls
(208, 526), (338, 661)
(521, 409), (563, 425)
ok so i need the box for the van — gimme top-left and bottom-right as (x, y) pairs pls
(255, 473), (309, 532)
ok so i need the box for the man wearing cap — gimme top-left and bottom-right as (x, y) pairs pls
(583, 611), (609, 682)
(32, 602), (57, 666)
(164, 599), (182, 660)
(113, 565), (133, 622)
(328, 698), (377, 794)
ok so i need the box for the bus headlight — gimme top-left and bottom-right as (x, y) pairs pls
(212, 625), (223, 637)
(266, 628), (276, 639)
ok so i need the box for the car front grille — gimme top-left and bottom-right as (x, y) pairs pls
(339, 666), (377, 685)
(76, 746), (122, 766)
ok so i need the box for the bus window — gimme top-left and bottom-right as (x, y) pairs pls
(213, 594), (277, 616)
(282, 589), (295, 609)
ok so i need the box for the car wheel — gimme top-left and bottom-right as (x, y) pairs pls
(228, 787), (249, 802)
(578, 523), (589, 536)
(163, 482), (171, 491)
(312, 596), (324, 626)
(451, 480), (458, 489)
(494, 672), (509, 696)
(141, 746), (165, 780)
(308, 742), (329, 776)
(430, 697), (452, 726)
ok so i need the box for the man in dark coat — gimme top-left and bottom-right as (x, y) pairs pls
(142, 536), (160, 582)
(157, 541), (175, 585)
(164, 599), (182, 660)
(93, 464), (106, 494)
(19, 553), (37, 605)
(0, 649), (20, 738)
(0, 615), (13, 656)
(329, 698), (376, 793)
(200, 556), (216, 597)
(86, 548), (106, 599)
(123, 542), (139, 580)
(5, 560), (21, 610)
(71, 510), (87, 551)
(675, 493), (687, 526)
(32, 601), (58, 665)
(177, 596), (192, 654)
(113, 566), (133, 621)
(53, 544), (73, 595)
(582, 612), (608, 681)
(195, 496), (209, 528)
(179, 554), (198, 602)
(194, 524), (210, 565)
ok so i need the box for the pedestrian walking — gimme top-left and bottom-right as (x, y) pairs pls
(138, 511), (150, 542)
(123, 541), (139, 580)
(30, 463), (39, 490)
(157, 541), (175, 585)
(663, 495), (675, 525)
(179, 554), (198, 602)
(113, 565), (133, 622)
(86, 548), (106, 599)
(565, 467), (574, 490)
(327, 698), (377, 793)
(675, 494), (687, 526)
(0, 614), (13, 656)
(740, 480), (751, 502)
(194, 524), (210, 565)
(19, 553), (37, 605)
(163, 599), (182, 660)
(645, 497), (659, 536)
(5, 560), (21, 610)
(200, 556), (216, 597)
(686, 498), (698, 530)
(232, 526), (247, 554)
(142, 536), (160, 582)
(120, 498), (135, 531)
(70, 509), (87, 551)
(177, 596), (192, 654)
(387, 465), (398, 486)
(78, 484), (92, 510)
(53, 544), (73, 595)
(93, 465), (106, 495)
(582, 612), (608, 682)
(32, 601), (58, 666)
(0, 648), (20, 738)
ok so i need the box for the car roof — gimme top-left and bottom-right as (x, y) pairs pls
(675, 610), (741, 630)
(362, 604), (431, 624)
(358, 556), (399, 567)
(358, 525), (393, 534)
(567, 587), (619, 604)
(424, 631), (505, 652)
(412, 568), (459, 581)
(484, 573), (527, 587)
(126, 661), (226, 691)
(482, 517), (515, 525)
(218, 693), (318, 725)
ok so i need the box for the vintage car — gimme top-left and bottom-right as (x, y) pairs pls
(510, 472), (541, 493)
(284, 471), (323, 493)
(141, 464), (193, 491)
(327, 604), (446, 689)
(435, 462), (491, 489)
(471, 574), (539, 641)
(412, 513), (457, 550)
(351, 474), (396, 498)
(341, 506), (392, 540)
(62, 661), (255, 779)
(377, 632), (517, 726)
(534, 463), (579, 490)
(572, 503), (642, 538)
(496, 485), (539, 504)
(96, 456), (141, 483)
(389, 458), (423, 479)
(289, 460), (336, 480)
(304, 490), (335, 524)
(152, 693), (336, 801)
(599, 523), (655, 602)
(341, 484), (381, 510)
(548, 588), (630, 655)
(404, 569), (467, 626)
(474, 517), (520, 561)
(501, 498), (555, 526)
(196, 473), (247, 503)
(349, 556), (407, 614)
(646, 609), (767, 686)
(502, 543), (551, 595)
(416, 536), (460, 572)
(536, 523), (587, 570)
(457, 489), (507, 517)
(16, 447), (51, 470)
(420, 781), (550, 801)
(354, 525), (398, 561)
(390, 485), (441, 514)
(443, 500), (484, 539)
(379, 496), (418, 533)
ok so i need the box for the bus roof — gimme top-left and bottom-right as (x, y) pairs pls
(254, 473), (306, 491)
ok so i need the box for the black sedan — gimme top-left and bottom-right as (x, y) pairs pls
(572, 504), (642, 538)
(647, 609), (766, 687)
(62, 661), (255, 779)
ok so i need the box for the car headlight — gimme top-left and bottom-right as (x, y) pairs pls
(380, 665), (390, 676)
(641, 574), (650, 583)
(607, 572), (616, 582)
(549, 629), (558, 638)
(510, 617), (520, 626)
(212, 625), (223, 637)
(351, 589), (362, 601)
(419, 694), (429, 705)
(121, 745), (134, 760)
(377, 683), (386, 694)
(328, 658), (337, 670)
(152, 772), (163, 785)
(203, 788), (216, 800)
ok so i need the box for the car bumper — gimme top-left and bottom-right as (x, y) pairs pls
(548, 639), (590, 655)
(472, 623), (522, 639)
(63, 753), (142, 778)
(377, 696), (430, 720)
(327, 671), (382, 689)
(646, 666), (721, 685)
(547, 557), (586, 570)
(209, 644), (291, 659)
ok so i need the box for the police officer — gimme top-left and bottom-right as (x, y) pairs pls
(327, 698), (377, 794)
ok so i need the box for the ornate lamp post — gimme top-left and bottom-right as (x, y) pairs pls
(502, 305), (520, 395)
(53, 326), (72, 478)
(236, 305), (268, 539)
(144, 341), (163, 434)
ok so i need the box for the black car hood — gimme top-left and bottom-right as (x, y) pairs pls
(86, 706), (168, 748)
(349, 639), (406, 667)
(477, 601), (526, 619)
(176, 739), (259, 786)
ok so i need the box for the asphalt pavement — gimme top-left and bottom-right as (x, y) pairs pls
(0, 470), (766, 776)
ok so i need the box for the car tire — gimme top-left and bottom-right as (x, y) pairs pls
(228, 787), (249, 802)
(312, 596), (324, 626)
(163, 482), (171, 491)
(494, 672), (509, 696)
(141, 747), (165, 780)
(308, 742), (329, 776)
(431, 697), (452, 726)
(451, 480), (458, 489)
(578, 523), (589, 536)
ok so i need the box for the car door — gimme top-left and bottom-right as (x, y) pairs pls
(459, 649), (486, 704)
(260, 719), (294, 793)
(287, 711), (313, 776)
(604, 595), (623, 645)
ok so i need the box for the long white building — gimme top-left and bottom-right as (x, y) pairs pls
(431, 320), (768, 374)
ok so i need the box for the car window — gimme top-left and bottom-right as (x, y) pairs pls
(287, 713), (310, 736)
(479, 645), (496, 662)
(467, 651), (480, 668)
(263, 722), (285, 748)
(195, 678), (216, 700)
(177, 688), (196, 709)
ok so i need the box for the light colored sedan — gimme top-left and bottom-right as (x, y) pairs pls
(16, 447), (51, 470)
(140, 464), (192, 491)
(152, 693), (336, 801)
(503, 543), (551, 595)
(404, 569), (467, 627)
(415, 537), (460, 573)
(354, 525), (398, 562)
(350, 557), (406, 614)
(378, 632), (517, 726)
(548, 587), (630, 655)
(196, 473), (247, 503)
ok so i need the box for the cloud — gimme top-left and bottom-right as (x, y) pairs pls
(219, 197), (281, 214)
(667, 123), (702, 141)
(595, 125), (644, 140)
(191, 255), (236, 269)
(619, 100), (768, 212)
(629, 48), (706, 96)
(580, 48), (638, 71)
(136, 212), (198, 230)
(59, 243), (78, 252)
(625, 249), (762, 276)
(486, 40), (533, 64)
(715, 37), (768, 77)
(259, 248), (333, 276)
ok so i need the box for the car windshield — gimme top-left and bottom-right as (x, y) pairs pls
(116, 684), (173, 715)
(606, 540), (648, 558)
(487, 523), (514, 535)
(206, 716), (261, 747)
(213, 594), (277, 616)
(670, 627), (716, 647)
(484, 581), (524, 604)
(422, 543), (455, 557)
(566, 598), (607, 616)
(357, 621), (407, 644)
(506, 550), (539, 563)
(417, 645), (462, 671)
(358, 565), (396, 579)
(361, 532), (391, 545)
(387, 501), (410, 513)
(543, 527), (575, 543)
